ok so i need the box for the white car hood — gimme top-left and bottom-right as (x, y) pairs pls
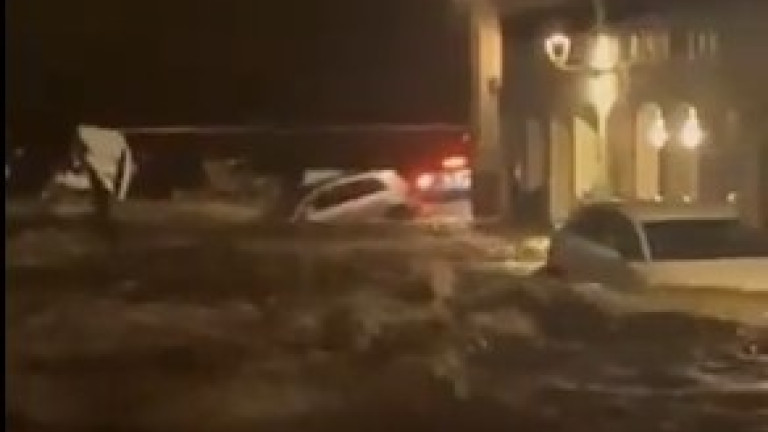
(638, 258), (768, 292)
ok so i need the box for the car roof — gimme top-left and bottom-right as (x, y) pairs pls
(579, 200), (739, 223)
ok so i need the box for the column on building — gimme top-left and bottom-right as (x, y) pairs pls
(571, 115), (600, 201)
(634, 102), (664, 200)
(608, 101), (637, 198)
(549, 115), (574, 225)
(468, 1), (508, 221)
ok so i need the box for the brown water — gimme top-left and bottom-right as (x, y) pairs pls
(6, 223), (768, 432)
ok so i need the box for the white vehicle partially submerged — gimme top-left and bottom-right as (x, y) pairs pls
(543, 201), (768, 292)
(290, 170), (420, 223)
(290, 160), (475, 225)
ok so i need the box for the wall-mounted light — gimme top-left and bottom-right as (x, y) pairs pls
(540, 0), (631, 198)
(544, 32), (572, 69)
(544, 29), (622, 74)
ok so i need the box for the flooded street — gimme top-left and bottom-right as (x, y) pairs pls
(6, 220), (768, 432)
(8, 0), (768, 429)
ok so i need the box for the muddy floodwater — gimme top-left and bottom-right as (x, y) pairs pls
(6, 216), (768, 432)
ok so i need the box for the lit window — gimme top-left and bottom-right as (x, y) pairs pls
(687, 31), (697, 61)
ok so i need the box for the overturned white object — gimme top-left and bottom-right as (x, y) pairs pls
(76, 125), (135, 200)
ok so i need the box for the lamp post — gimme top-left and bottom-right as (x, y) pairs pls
(543, 0), (631, 198)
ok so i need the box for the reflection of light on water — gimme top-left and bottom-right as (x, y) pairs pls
(684, 369), (768, 393)
(547, 377), (768, 397)
(638, 286), (768, 326)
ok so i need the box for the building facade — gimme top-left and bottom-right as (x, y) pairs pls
(501, 1), (768, 228)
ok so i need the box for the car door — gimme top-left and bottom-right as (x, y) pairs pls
(549, 209), (618, 283)
(550, 207), (644, 288)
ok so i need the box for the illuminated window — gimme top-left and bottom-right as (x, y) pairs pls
(708, 31), (720, 58)
(687, 31), (697, 61)
(697, 32), (709, 58)
(631, 29), (671, 63)
(628, 33), (640, 62)
(686, 29), (719, 61)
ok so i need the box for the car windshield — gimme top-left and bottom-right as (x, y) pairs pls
(643, 218), (768, 260)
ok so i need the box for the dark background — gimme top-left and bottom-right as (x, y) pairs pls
(6, 0), (469, 128)
(6, 0), (472, 191)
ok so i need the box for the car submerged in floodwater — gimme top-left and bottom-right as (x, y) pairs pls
(542, 201), (768, 292)
(291, 157), (473, 224)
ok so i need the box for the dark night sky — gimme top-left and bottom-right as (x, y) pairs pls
(7, 0), (470, 127)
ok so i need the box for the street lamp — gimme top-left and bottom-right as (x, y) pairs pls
(543, 0), (633, 198)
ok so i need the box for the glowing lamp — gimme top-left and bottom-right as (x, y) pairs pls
(679, 107), (705, 149)
(544, 32), (572, 68)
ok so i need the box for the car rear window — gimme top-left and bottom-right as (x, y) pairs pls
(643, 219), (768, 260)
(313, 178), (387, 210)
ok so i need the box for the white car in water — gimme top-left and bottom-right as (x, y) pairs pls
(291, 157), (475, 225)
(290, 170), (420, 223)
(542, 201), (768, 292)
